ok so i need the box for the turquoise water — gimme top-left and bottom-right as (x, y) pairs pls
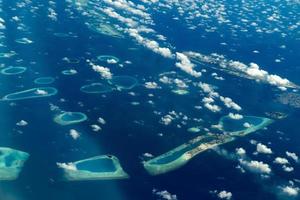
(54, 112), (88, 126)
(0, 0), (299, 199)
(108, 76), (138, 90)
(34, 77), (55, 84)
(151, 136), (216, 165)
(80, 83), (113, 94)
(221, 116), (264, 132)
(2, 87), (58, 101)
(76, 158), (116, 173)
(0, 66), (27, 75)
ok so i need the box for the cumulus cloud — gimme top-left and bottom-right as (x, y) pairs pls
(256, 143), (272, 154)
(217, 190), (232, 200)
(239, 159), (271, 174)
(202, 97), (221, 112)
(107, 58), (118, 64)
(127, 28), (173, 58)
(220, 96), (241, 111)
(90, 63), (112, 79)
(204, 102), (221, 113)
(175, 52), (201, 77)
(145, 81), (159, 89)
(35, 89), (48, 95)
(16, 120), (28, 126)
(160, 114), (174, 125)
(143, 152), (154, 158)
(198, 82), (215, 94)
(57, 162), (77, 171)
(91, 124), (102, 132)
(152, 189), (178, 200)
(69, 129), (80, 140)
(236, 147), (246, 156)
(282, 165), (294, 172)
(286, 151), (298, 162)
(98, 117), (106, 125)
(185, 51), (297, 89)
(243, 122), (251, 128)
(202, 97), (214, 104)
(198, 82), (241, 112)
(274, 157), (289, 165)
(103, 0), (151, 19)
(281, 186), (299, 196)
(0, 17), (6, 29)
(229, 113), (243, 120)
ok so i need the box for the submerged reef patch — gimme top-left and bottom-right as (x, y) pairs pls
(276, 92), (300, 108)
(34, 77), (55, 84)
(1, 87), (57, 101)
(0, 147), (29, 180)
(80, 83), (113, 94)
(54, 112), (87, 126)
(1, 66), (27, 75)
(108, 76), (138, 90)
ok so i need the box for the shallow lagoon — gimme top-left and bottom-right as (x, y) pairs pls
(61, 69), (78, 75)
(218, 115), (273, 136)
(108, 76), (138, 90)
(1, 87), (58, 101)
(80, 83), (113, 94)
(54, 112), (88, 126)
(59, 155), (129, 181)
(0, 0), (299, 199)
(0, 66), (27, 75)
(97, 55), (119, 64)
(34, 77), (55, 84)
(144, 115), (273, 175)
(144, 134), (234, 175)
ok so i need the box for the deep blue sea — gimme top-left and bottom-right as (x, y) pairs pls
(0, 0), (299, 200)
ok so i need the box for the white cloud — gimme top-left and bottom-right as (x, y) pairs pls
(175, 52), (201, 77)
(204, 102), (221, 113)
(127, 28), (173, 58)
(145, 81), (159, 89)
(220, 96), (241, 111)
(16, 120), (28, 126)
(35, 89), (48, 95)
(274, 157), (289, 165)
(281, 186), (299, 196)
(202, 97), (215, 104)
(217, 190), (232, 200)
(0, 17), (5, 29)
(185, 51), (297, 89)
(160, 115), (173, 125)
(243, 122), (251, 128)
(174, 78), (188, 88)
(239, 159), (271, 174)
(143, 152), (154, 158)
(91, 64), (112, 79)
(69, 129), (80, 140)
(91, 124), (102, 132)
(282, 165), (294, 172)
(229, 113), (243, 120)
(236, 148), (246, 156)
(98, 117), (106, 125)
(107, 58), (118, 64)
(286, 151), (298, 162)
(57, 162), (77, 171)
(256, 143), (272, 154)
(103, 0), (150, 19)
(198, 82), (215, 94)
(152, 189), (178, 200)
